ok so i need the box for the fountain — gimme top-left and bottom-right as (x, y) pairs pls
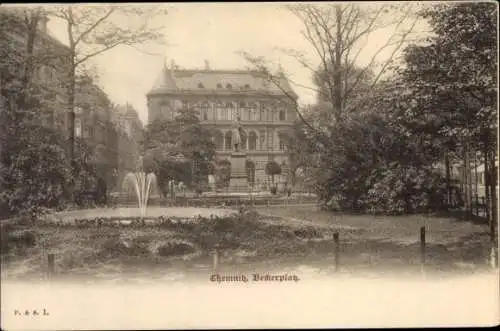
(123, 156), (158, 218)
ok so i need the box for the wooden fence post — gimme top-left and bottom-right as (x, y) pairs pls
(333, 232), (340, 272)
(213, 245), (220, 272)
(475, 195), (479, 216)
(420, 226), (426, 274)
(47, 253), (55, 279)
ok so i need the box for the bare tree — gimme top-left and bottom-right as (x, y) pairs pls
(241, 3), (423, 130)
(44, 4), (169, 167)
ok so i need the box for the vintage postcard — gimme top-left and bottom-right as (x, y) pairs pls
(1, 1), (499, 329)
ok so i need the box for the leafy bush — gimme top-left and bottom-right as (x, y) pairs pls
(157, 241), (195, 257)
(361, 164), (447, 214)
(0, 138), (71, 218)
(0, 225), (37, 255)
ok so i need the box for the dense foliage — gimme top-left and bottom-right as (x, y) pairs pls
(143, 108), (216, 195)
(286, 3), (497, 214)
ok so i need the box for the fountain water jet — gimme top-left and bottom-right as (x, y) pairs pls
(122, 156), (158, 218)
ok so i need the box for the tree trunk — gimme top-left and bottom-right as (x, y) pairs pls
(488, 151), (497, 243)
(484, 148), (491, 225)
(463, 143), (470, 221)
(445, 150), (452, 207)
(333, 5), (343, 122)
(474, 151), (479, 214)
(67, 65), (75, 163)
(17, 11), (40, 122)
(466, 142), (473, 219)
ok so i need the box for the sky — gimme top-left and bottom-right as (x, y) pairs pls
(39, 2), (429, 124)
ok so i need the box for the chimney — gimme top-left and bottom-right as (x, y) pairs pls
(204, 59), (210, 70)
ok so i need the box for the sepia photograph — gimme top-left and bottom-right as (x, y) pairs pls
(0, 1), (499, 329)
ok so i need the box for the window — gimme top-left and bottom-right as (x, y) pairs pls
(213, 130), (223, 150)
(248, 131), (257, 150)
(259, 104), (266, 122)
(279, 138), (286, 151)
(224, 131), (232, 150)
(198, 82), (204, 88)
(226, 83), (232, 89)
(216, 102), (225, 120)
(279, 109), (286, 121)
(268, 130), (274, 151)
(226, 102), (234, 121)
(201, 102), (209, 120)
(125, 122), (132, 136)
(267, 108), (274, 121)
(217, 83), (222, 88)
(244, 84), (251, 89)
(160, 103), (169, 119)
(236, 101), (246, 120)
(248, 102), (258, 121)
(182, 100), (189, 109)
(246, 160), (256, 186)
(259, 129), (266, 150)
(75, 119), (82, 137)
(277, 131), (287, 151)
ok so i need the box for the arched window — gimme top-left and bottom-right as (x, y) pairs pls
(248, 102), (258, 121)
(226, 102), (234, 121)
(201, 102), (210, 121)
(216, 83), (222, 88)
(216, 101), (225, 120)
(248, 131), (257, 150)
(198, 82), (204, 88)
(224, 131), (232, 150)
(226, 83), (232, 89)
(213, 130), (223, 150)
(279, 109), (286, 121)
(246, 160), (256, 186)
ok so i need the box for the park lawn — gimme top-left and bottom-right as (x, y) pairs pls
(1, 206), (494, 282)
(255, 205), (494, 273)
(256, 205), (490, 245)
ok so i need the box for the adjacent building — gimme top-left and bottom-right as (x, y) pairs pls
(146, 61), (298, 188)
(110, 103), (144, 188)
(1, 9), (143, 198)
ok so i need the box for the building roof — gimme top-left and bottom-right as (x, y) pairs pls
(147, 65), (298, 100)
(115, 103), (140, 117)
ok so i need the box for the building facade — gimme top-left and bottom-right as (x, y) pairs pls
(146, 61), (298, 188)
(110, 103), (144, 189)
(0, 9), (145, 199)
(0, 8), (70, 133)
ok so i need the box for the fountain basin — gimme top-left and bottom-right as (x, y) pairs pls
(43, 207), (235, 224)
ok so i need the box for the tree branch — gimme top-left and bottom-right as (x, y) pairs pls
(73, 7), (115, 47)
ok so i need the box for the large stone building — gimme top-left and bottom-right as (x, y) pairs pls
(146, 61), (298, 188)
